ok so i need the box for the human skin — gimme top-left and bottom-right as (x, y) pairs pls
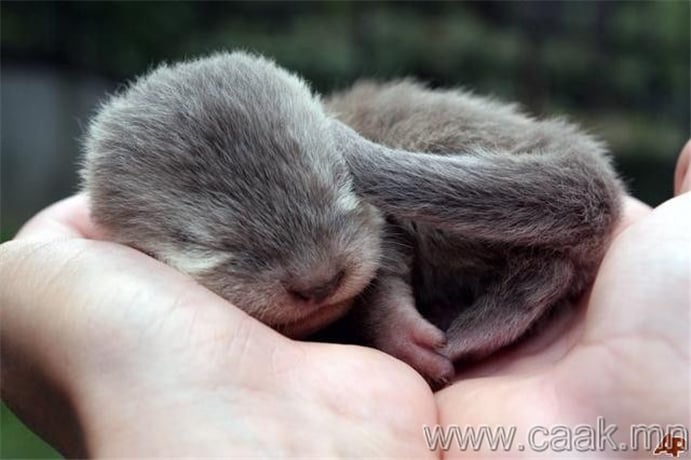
(0, 142), (689, 458)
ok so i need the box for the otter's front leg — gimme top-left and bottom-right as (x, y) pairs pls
(357, 274), (455, 386)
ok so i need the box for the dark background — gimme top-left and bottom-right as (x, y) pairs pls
(1, 1), (689, 457)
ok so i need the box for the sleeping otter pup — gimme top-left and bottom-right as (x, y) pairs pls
(82, 52), (623, 386)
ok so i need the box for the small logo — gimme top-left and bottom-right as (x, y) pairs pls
(654, 434), (686, 458)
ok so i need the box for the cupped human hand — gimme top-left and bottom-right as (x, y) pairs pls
(0, 195), (439, 458)
(436, 142), (691, 457)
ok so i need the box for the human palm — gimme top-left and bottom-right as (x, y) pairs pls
(437, 193), (689, 457)
(2, 146), (688, 457)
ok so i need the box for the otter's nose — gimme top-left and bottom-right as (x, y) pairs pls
(288, 270), (345, 304)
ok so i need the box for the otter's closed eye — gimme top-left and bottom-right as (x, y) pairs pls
(156, 246), (229, 276)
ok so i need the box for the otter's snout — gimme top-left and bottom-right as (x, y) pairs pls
(286, 269), (345, 304)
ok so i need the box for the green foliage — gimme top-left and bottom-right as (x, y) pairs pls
(1, 404), (60, 459)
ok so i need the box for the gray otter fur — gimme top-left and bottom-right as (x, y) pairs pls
(326, 81), (623, 384)
(82, 52), (623, 386)
(81, 52), (384, 338)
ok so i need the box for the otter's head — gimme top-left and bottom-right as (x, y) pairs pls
(82, 51), (383, 337)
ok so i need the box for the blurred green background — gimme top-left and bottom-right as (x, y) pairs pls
(1, 1), (688, 457)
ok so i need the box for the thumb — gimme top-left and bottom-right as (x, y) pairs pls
(674, 140), (691, 196)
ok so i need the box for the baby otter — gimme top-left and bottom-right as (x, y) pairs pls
(81, 52), (623, 386)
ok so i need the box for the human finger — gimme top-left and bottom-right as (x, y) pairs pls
(14, 194), (104, 241)
(674, 139), (691, 195)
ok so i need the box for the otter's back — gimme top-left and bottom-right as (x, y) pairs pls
(325, 80), (535, 155)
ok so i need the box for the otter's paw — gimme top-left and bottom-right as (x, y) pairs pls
(373, 312), (454, 388)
